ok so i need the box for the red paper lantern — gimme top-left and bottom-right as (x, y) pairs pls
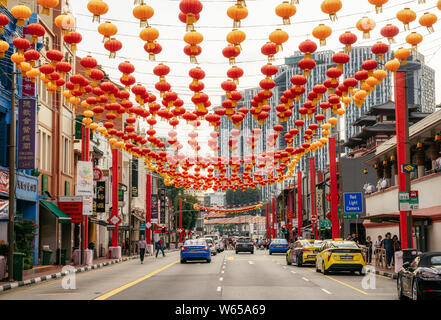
(381, 24), (399, 44)
(64, 31), (82, 52)
(371, 42), (389, 61)
(104, 38), (122, 58)
(298, 39), (317, 59)
(222, 44), (241, 65)
(339, 31), (358, 53)
(25, 23), (45, 44)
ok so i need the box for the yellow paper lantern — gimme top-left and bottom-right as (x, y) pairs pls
(11, 3), (32, 27)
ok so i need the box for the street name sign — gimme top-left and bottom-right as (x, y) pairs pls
(399, 191), (419, 211)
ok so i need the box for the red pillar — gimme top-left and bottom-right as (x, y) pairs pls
(271, 198), (276, 239)
(288, 189), (293, 223)
(394, 71), (411, 249)
(179, 198), (183, 243)
(266, 202), (270, 240)
(112, 148), (119, 247)
(84, 127), (90, 250)
(297, 171), (303, 237)
(329, 137), (339, 240)
(146, 173), (151, 245)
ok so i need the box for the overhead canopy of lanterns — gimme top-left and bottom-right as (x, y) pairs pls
(196, 202), (264, 214)
(1, 0), (439, 193)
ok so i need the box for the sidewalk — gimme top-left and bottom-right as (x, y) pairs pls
(367, 263), (398, 279)
(0, 249), (179, 293)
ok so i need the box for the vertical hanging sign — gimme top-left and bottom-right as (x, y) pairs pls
(132, 158), (138, 197)
(76, 161), (94, 215)
(151, 194), (159, 223)
(159, 188), (166, 224)
(17, 99), (37, 170)
(95, 181), (106, 213)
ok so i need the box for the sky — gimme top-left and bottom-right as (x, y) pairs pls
(70, 0), (441, 157)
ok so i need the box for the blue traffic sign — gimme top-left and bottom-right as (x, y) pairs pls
(344, 193), (363, 214)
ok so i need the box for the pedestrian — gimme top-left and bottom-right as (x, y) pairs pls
(155, 238), (165, 258)
(365, 236), (373, 264)
(392, 235), (401, 266)
(381, 233), (394, 269)
(139, 235), (146, 264)
(346, 234), (352, 241)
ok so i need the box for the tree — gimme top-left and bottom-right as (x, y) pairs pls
(226, 188), (261, 215)
(173, 194), (198, 230)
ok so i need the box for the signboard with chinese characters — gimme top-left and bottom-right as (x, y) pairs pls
(17, 98), (37, 170)
(0, 169), (8, 194)
(15, 173), (38, 202)
(76, 161), (94, 215)
(95, 181), (106, 213)
(159, 188), (166, 224)
(151, 194), (159, 223)
(58, 196), (83, 223)
(131, 158), (138, 197)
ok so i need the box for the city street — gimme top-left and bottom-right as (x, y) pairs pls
(0, 250), (397, 300)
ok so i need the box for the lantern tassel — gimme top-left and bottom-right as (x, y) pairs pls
(41, 7), (50, 16)
(375, 6), (382, 14)
(149, 53), (156, 61)
(283, 18), (290, 25)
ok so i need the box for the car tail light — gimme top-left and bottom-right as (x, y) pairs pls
(301, 248), (309, 252)
(202, 247), (208, 250)
(181, 247), (188, 251)
(419, 271), (438, 278)
(361, 252), (366, 263)
(327, 250), (333, 261)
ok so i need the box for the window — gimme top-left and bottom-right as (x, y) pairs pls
(62, 136), (71, 174)
(39, 130), (52, 172)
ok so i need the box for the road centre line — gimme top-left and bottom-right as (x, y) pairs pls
(94, 260), (179, 300)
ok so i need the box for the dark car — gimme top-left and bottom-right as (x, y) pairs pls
(236, 238), (254, 254)
(397, 252), (441, 300)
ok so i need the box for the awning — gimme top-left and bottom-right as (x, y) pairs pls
(89, 217), (109, 226)
(40, 200), (71, 223)
(363, 213), (431, 224)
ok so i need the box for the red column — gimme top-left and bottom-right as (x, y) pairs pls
(84, 127), (90, 250)
(266, 202), (270, 240)
(297, 171), (303, 237)
(310, 157), (318, 239)
(329, 137), (339, 240)
(179, 198), (183, 243)
(112, 148), (119, 247)
(288, 190), (293, 223)
(394, 71), (411, 249)
(146, 173), (151, 245)
(271, 198), (276, 239)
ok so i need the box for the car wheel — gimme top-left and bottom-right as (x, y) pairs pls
(180, 259), (186, 264)
(207, 259), (211, 263)
(297, 254), (303, 267)
(269, 251), (272, 255)
(315, 261), (320, 273)
(322, 262), (328, 275)
(287, 256), (292, 266)
(235, 251), (238, 254)
(251, 251), (254, 254)
(412, 280), (420, 301)
(397, 276), (406, 300)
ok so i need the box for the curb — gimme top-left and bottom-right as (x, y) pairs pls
(374, 269), (398, 279)
(0, 255), (139, 293)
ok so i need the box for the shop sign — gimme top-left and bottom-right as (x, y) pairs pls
(17, 98), (37, 170)
(159, 188), (166, 224)
(131, 158), (138, 197)
(16, 173), (38, 202)
(0, 169), (8, 193)
(95, 181), (106, 213)
(151, 194), (158, 223)
(58, 196), (83, 223)
(76, 161), (93, 216)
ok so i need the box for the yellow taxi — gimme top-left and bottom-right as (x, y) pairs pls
(315, 239), (366, 275)
(286, 239), (323, 267)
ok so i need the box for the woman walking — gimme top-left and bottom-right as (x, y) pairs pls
(139, 235), (146, 264)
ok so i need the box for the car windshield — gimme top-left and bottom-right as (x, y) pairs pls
(203, 239), (213, 245)
(238, 238), (251, 243)
(272, 239), (288, 244)
(184, 239), (206, 247)
(331, 241), (359, 249)
(430, 255), (441, 265)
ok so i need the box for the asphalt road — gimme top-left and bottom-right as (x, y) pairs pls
(0, 250), (397, 300)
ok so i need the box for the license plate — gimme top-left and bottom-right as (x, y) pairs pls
(340, 256), (353, 260)
(307, 255), (316, 259)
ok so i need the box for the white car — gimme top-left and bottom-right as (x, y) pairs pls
(201, 238), (217, 256)
(205, 236), (221, 252)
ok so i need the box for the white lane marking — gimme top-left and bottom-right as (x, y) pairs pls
(282, 266), (287, 269)
(221, 270), (225, 274)
(291, 271), (297, 274)
(222, 265), (226, 269)
(248, 261), (255, 265)
(302, 277), (310, 282)
(321, 288), (332, 295)
(219, 277), (224, 281)
(217, 286), (222, 292)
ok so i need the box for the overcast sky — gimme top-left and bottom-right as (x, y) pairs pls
(71, 0), (441, 156)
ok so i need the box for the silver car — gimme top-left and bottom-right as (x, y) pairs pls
(201, 238), (217, 256)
